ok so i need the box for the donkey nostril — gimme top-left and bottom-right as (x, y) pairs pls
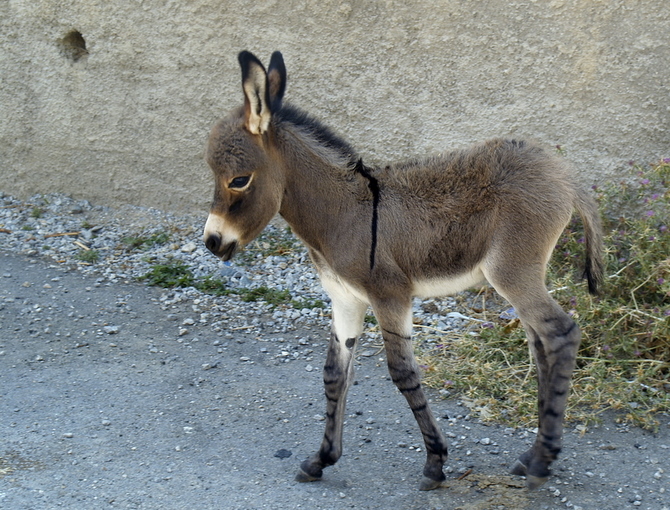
(205, 234), (221, 253)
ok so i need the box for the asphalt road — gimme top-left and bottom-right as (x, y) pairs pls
(1, 251), (668, 510)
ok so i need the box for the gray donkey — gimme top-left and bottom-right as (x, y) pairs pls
(203, 51), (604, 491)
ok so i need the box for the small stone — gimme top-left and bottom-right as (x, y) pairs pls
(219, 265), (238, 277)
(274, 449), (292, 459)
(499, 308), (518, 320)
(313, 414), (325, 421)
(181, 242), (197, 253)
(480, 437), (491, 445)
(239, 356), (251, 362)
(178, 328), (188, 336)
(103, 325), (119, 334)
(182, 318), (195, 325)
(305, 364), (314, 372)
(63, 432), (74, 438)
(102, 420), (111, 426)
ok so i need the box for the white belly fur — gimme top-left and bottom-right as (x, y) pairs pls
(316, 258), (486, 303)
(412, 268), (486, 299)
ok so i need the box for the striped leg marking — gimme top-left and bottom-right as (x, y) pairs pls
(511, 306), (581, 489)
(379, 307), (448, 491)
(296, 279), (366, 483)
(296, 329), (356, 481)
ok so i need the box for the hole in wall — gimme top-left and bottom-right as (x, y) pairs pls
(59, 30), (88, 62)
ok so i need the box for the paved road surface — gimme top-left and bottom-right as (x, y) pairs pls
(1, 251), (668, 509)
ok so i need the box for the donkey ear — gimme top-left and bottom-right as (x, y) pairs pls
(238, 51), (271, 135)
(267, 51), (286, 111)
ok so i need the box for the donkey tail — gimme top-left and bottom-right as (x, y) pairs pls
(574, 188), (604, 295)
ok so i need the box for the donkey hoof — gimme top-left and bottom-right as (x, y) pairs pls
(295, 459), (323, 483)
(418, 476), (444, 491)
(295, 468), (321, 483)
(525, 474), (549, 490)
(509, 459), (528, 476)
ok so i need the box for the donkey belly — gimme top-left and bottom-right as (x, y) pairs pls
(412, 269), (486, 299)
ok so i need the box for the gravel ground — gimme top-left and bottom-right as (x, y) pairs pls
(1, 192), (669, 510)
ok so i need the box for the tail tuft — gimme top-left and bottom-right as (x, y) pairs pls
(575, 188), (604, 296)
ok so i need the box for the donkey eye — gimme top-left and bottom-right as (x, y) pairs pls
(228, 175), (252, 190)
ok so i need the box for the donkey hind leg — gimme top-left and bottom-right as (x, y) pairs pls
(507, 296), (581, 489)
(296, 292), (367, 483)
(376, 301), (449, 491)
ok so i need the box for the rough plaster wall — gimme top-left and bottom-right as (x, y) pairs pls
(1, 0), (668, 213)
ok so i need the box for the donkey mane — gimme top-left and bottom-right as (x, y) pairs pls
(274, 104), (360, 170)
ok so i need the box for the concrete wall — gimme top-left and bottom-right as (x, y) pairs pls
(1, 0), (669, 213)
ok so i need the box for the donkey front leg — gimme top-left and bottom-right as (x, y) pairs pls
(375, 300), (449, 491)
(296, 290), (367, 483)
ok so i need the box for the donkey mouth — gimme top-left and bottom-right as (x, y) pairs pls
(204, 234), (238, 261)
(220, 241), (238, 261)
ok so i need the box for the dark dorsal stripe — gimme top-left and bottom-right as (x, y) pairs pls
(354, 158), (380, 271)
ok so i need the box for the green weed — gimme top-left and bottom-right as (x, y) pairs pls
(122, 232), (170, 251)
(140, 260), (194, 288)
(291, 296), (326, 310)
(140, 261), (291, 308)
(237, 286), (291, 306)
(365, 314), (378, 326)
(194, 276), (230, 297)
(75, 249), (100, 263)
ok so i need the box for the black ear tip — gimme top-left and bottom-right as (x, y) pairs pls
(238, 50), (253, 66)
(269, 51), (285, 70)
(238, 51), (266, 69)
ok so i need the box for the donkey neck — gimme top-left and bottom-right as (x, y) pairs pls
(273, 117), (373, 255)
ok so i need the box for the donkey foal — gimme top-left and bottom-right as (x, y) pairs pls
(202, 51), (604, 491)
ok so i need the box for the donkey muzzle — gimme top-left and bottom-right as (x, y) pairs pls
(204, 234), (238, 261)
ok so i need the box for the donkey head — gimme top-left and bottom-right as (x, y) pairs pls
(203, 51), (287, 260)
